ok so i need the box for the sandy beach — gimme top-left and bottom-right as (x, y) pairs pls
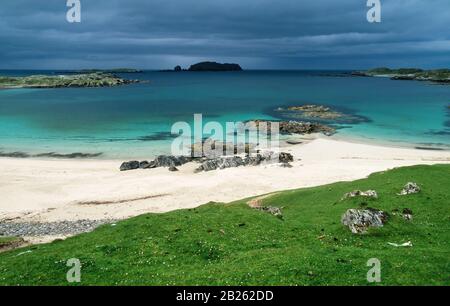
(1, 136), (449, 228)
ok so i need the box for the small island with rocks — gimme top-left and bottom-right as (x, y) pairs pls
(352, 67), (450, 84)
(161, 61), (243, 72)
(0, 72), (142, 89)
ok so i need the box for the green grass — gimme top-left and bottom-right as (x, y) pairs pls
(0, 164), (449, 285)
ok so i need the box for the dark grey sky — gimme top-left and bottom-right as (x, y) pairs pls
(1, 0), (449, 69)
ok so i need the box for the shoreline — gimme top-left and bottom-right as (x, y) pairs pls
(1, 131), (449, 163)
(1, 137), (449, 240)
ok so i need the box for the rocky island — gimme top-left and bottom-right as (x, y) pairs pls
(162, 61), (243, 72)
(0, 72), (141, 89)
(352, 67), (450, 84)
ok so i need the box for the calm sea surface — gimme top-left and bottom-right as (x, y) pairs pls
(0, 70), (449, 159)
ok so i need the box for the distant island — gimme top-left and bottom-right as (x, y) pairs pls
(352, 67), (450, 84)
(161, 61), (243, 72)
(0, 72), (141, 89)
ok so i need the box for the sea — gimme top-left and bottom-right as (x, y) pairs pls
(0, 70), (449, 159)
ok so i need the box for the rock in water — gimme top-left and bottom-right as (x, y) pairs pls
(342, 190), (378, 200)
(399, 182), (421, 195)
(120, 161), (140, 171)
(341, 208), (388, 234)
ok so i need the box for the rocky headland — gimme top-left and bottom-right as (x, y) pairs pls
(352, 67), (450, 84)
(0, 72), (142, 89)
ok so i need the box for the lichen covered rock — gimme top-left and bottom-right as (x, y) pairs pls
(341, 208), (388, 234)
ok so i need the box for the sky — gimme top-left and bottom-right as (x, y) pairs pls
(0, 0), (449, 70)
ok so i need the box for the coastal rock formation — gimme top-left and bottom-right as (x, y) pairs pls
(153, 155), (193, 167)
(120, 161), (140, 171)
(247, 120), (336, 136)
(120, 151), (294, 173)
(352, 68), (450, 84)
(398, 182), (421, 195)
(342, 190), (378, 200)
(188, 61), (243, 72)
(341, 208), (388, 234)
(273, 104), (369, 124)
(191, 140), (255, 158)
(195, 152), (293, 172)
(0, 73), (141, 89)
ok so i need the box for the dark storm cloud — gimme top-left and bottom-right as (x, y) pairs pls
(0, 0), (449, 69)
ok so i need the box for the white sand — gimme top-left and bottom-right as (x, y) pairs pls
(1, 137), (449, 224)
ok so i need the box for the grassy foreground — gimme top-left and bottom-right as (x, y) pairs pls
(0, 164), (449, 286)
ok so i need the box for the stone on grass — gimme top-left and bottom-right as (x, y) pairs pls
(399, 182), (421, 195)
(342, 190), (378, 200)
(341, 208), (388, 234)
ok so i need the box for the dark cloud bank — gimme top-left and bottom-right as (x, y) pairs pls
(0, 0), (449, 69)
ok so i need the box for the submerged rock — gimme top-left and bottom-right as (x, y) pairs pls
(342, 190), (378, 200)
(341, 208), (388, 234)
(248, 120), (336, 136)
(273, 104), (369, 125)
(399, 182), (421, 195)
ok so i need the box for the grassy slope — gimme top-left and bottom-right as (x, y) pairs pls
(0, 164), (448, 285)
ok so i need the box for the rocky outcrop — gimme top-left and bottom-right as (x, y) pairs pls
(120, 151), (294, 172)
(256, 206), (283, 219)
(248, 120), (336, 136)
(0, 151), (103, 159)
(0, 73), (141, 89)
(273, 104), (369, 125)
(398, 182), (421, 195)
(341, 208), (388, 234)
(342, 190), (378, 200)
(195, 152), (293, 172)
(191, 140), (255, 158)
(188, 61), (243, 72)
(352, 68), (450, 85)
(120, 161), (140, 171)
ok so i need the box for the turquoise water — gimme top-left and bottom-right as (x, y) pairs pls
(0, 70), (449, 159)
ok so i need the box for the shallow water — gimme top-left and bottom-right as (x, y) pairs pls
(0, 70), (449, 159)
